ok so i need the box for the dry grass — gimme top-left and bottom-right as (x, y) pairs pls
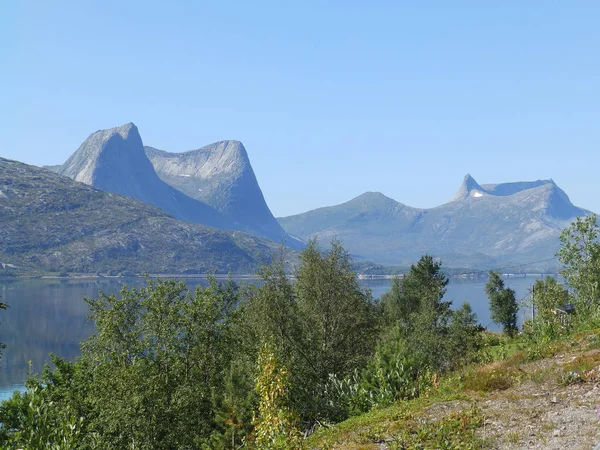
(306, 332), (600, 449)
(462, 360), (521, 392)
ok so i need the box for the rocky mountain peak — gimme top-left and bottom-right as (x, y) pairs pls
(112, 122), (139, 140)
(451, 174), (486, 201)
(56, 123), (230, 229)
(145, 140), (251, 184)
(355, 191), (390, 200)
(59, 122), (145, 185)
(50, 124), (302, 248)
(279, 174), (591, 269)
(145, 141), (298, 246)
(532, 181), (580, 220)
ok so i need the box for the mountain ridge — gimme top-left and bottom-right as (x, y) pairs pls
(278, 174), (591, 269)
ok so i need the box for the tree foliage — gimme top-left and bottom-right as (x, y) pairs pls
(244, 240), (378, 425)
(485, 271), (518, 336)
(0, 243), (488, 447)
(0, 384), (86, 450)
(81, 278), (241, 448)
(526, 276), (571, 341)
(250, 342), (301, 450)
(379, 255), (475, 373)
(557, 214), (600, 316)
(294, 241), (377, 408)
(380, 254), (450, 327)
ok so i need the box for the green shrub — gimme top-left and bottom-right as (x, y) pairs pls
(0, 386), (86, 449)
(324, 334), (432, 419)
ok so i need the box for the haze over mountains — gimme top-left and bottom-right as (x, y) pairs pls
(278, 175), (591, 270)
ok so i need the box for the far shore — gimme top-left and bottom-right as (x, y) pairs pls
(0, 272), (559, 281)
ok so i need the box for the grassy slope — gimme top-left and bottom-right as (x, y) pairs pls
(306, 331), (600, 449)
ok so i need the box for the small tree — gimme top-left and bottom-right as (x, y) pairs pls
(448, 302), (483, 366)
(243, 254), (301, 364)
(381, 255), (450, 327)
(379, 256), (486, 375)
(294, 240), (377, 421)
(485, 271), (518, 336)
(78, 277), (241, 448)
(529, 276), (571, 340)
(557, 214), (600, 316)
(251, 342), (301, 450)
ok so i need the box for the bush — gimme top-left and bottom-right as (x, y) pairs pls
(526, 277), (572, 342)
(0, 385), (86, 449)
(463, 363), (515, 392)
(324, 331), (432, 419)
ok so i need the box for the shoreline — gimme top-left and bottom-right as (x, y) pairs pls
(0, 272), (560, 281)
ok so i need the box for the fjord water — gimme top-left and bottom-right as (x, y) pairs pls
(0, 275), (542, 400)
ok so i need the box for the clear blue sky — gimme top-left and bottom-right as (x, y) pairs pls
(2, 1), (600, 217)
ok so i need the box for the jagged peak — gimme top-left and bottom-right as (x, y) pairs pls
(451, 174), (487, 201)
(113, 122), (138, 138)
(89, 122), (141, 144)
(447, 175), (583, 219)
(59, 122), (146, 185)
(196, 140), (249, 163)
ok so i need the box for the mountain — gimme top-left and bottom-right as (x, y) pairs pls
(52, 123), (300, 247)
(145, 142), (299, 246)
(56, 123), (233, 229)
(278, 175), (591, 270)
(0, 157), (281, 274)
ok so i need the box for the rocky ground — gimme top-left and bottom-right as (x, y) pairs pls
(416, 349), (600, 449)
(476, 351), (600, 449)
(308, 335), (600, 449)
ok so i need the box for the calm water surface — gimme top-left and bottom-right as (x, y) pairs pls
(0, 275), (545, 400)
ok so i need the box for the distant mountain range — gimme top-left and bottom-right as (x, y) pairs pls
(12, 121), (591, 273)
(0, 157), (280, 274)
(47, 123), (300, 247)
(278, 175), (591, 270)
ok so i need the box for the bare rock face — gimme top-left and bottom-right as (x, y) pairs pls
(453, 176), (582, 220)
(52, 123), (301, 248)
(451, 174), (487, 201)
(279, 175), (592, 269)
(145, 142), (299, 246)
(57, 123), (230, 229)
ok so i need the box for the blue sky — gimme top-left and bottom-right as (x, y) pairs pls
(2, 1), (600, 216)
